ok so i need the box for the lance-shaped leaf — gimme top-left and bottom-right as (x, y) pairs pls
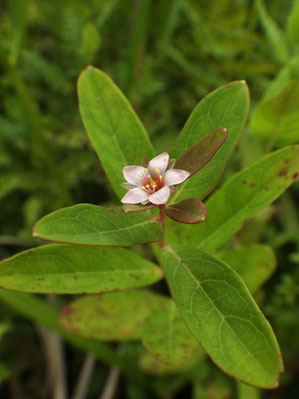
(287, 1), (299, 44)
(165, 198), (206, 224)
(251, 80), (299, 147)
(161, 246), (283, 389)
(218, 244), (276, 295)
(33, 204), (162, 246)
(166, 145), (299, 251)
(175, 128), (228, 177)
(78, 66), (154, 199)
(170, 81), (249, 202)
(0, 244), (163, 294)
(59, 290), (165, 341)
(256, 0), (289, 64)
(141, 299), (199, 366)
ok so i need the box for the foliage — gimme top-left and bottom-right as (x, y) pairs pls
(0, 0), (299, 398)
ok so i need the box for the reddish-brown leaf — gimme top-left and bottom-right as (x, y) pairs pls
(165, 198), (207, 224)
(175, 128), (228, 177)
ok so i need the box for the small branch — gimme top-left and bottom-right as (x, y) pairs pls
(71, 354), (96, 399)
(37, 324), (67, 399)
(99, 367), (120, 399)
(0, 235), (30, 246)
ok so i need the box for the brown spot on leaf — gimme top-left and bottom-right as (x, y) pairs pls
(180, 343), (190, 348)
(60, 307), (73, 317)
(36, 277), (44, 281)
(259, 262), (270, 270)
(249, 182), (255, 188)
(73, 275), (78, 280)
(284, 159), (289, 164)
(130, 273), (139, 280)
(293, 172), (299, 180)
(242, 180), (246, 184)
(278, 169), (288, 177)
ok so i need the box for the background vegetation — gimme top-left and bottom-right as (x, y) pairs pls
(0, 0), (298, 398)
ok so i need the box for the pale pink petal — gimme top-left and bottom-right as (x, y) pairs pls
(121, 182), (136, 190)
(164, 169), (190, 186)
(123, 166), (147, 186)
(121, 187), (149, 204)
(148, 152), (169, 179)
(149, 186), (170, 205)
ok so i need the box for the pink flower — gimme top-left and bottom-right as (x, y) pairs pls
(121, 152), (190, 205)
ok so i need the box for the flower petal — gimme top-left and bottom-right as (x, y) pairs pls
(149, 186), (170, 205)
(123, 166), (146, 186)
(148, 152), (169, 179)
(121, 182), (136, 190)
(164, 169), (190, 186)
(121, 187), (149, 204)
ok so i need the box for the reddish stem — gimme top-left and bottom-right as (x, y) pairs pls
(157, 205), (167, 248)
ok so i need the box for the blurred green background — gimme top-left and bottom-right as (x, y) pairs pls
(0, 0), (299, 398)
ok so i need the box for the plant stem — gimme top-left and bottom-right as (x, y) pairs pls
(72, 355), (96, 399)
(157, 206), (167, 248)
(37, 324), (67, 399)
(99, 367), (120, 399)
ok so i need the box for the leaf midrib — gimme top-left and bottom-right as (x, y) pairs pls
(37, 216), (161, 239)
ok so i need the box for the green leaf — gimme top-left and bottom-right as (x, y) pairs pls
(287, 0), (299, 44)
(165, 198), (206, 224)
(174, 128), (228, 177)
(141, 299), (199, 366)
(166, 145), (299, 251)
(33, 204), (162, 246)
(59, 290), (165, 341)
(161, 246), (283, 389)
(0, 290), (146, 382)
(8, 0), (29, 66)
(255, 0), (289, 64)
(79, 22), (101, 63)
(261, 56), (299, 102)
(0, 244), (163, 294)
(78, 66), (154, 198)
(251, 80), (299, 147)
(170, 81), (249, 202)
(139, 347), (205, 376)
(218, 244), (276, 294)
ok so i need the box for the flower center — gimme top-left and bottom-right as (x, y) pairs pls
(139, 168), (163, 194)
